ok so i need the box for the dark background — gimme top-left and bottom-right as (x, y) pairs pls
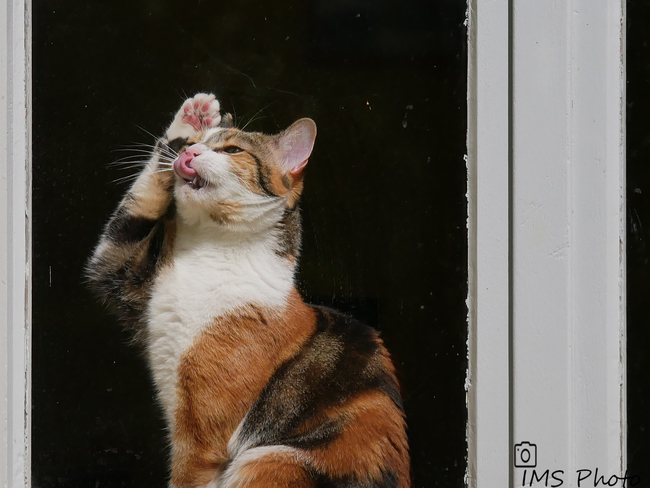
(628, 0), (650, 482)
(32, 1), (468, 487)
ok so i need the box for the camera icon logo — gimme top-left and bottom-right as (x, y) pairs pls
(514, 442), (537, 468)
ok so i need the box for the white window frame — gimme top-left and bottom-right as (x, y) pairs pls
(1, 0), (31, 486)
(0, 0), (626, 486)
(468, 0), (626, 486)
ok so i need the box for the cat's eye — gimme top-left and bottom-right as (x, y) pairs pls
(222, 146), (243, 154)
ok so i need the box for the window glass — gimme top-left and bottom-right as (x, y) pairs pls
(32, 1), (468, 485)
(627, 0), (650, 481)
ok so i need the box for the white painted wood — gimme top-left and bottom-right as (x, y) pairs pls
(0, 0), (32, 486)
(466, 0), (511, 485)
(568, 0), (626, 474)
(510, 0), (573, 476)
(510, 0), (625, 486)
(0, 0), (9, 481)
(468, 0), (625, 485)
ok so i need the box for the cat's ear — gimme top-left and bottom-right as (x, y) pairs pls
(219, 112), (235, 128)
(275, 118), (317, 176)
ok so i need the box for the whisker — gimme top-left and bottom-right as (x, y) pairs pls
(110, 153), (174, 162)
(107, 159), (154, 167)
(228, 171), (258, 191)
(122, 142), (179, 156)
(133, 124), (164, 143)
(240, 115), (270, 132)
(110, 151), (176, 166)
(107, 163), (147, 171)
(179, 89), (189, 103)
(110, 173), (143, 185)
(157, 148), (180, 160)
(240, 103), (273, 131)
(119, 142), (159, 148)
(113, 153), (172, 161)
(228, 98), (238, 127)
(114, 147), (175, 157)
(112, 148), (155, 154)
(239, 198), (284, 214)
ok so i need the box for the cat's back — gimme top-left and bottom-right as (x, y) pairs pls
(227, 306), (410, 488)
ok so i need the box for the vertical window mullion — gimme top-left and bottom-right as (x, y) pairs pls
(509, 0), (625, 481)
(467, 0), (511, 485)
(0, 0), (32, 486)
(470, 0), (625, 485)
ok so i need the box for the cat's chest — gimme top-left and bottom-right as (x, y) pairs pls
(145, 240), (294, 417)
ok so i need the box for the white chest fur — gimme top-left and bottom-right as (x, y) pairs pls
(146, 224), (294, 422)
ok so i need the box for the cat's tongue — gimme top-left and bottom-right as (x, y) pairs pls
(173, 152), (198, 180)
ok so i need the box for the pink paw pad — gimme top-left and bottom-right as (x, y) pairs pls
(184, 114), (201, 131)
(180, 94), (221, 132)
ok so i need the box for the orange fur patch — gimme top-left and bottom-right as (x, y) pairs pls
(305, 389), (410, 487)
(208, 200), (242, 224)
(128, 168), (175, 219)
(285, 178), (303, 209)
(224, 154), (261, 194)
(229, 449), (314, 488)
(170, 291), (317, 488)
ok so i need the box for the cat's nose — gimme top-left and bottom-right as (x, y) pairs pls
(186, 144), (204, 156)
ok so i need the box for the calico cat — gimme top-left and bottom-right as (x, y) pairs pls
(86, 93), (410, 488)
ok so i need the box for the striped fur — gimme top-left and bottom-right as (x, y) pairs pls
(86, 93), (410, 487)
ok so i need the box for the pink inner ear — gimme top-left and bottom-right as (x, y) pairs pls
(290, 158), (309, 175)
(278, 119), (317, 175)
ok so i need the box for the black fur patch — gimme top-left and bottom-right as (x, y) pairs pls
(107, 208), (158, 243)
(165, 199), (177, 220)
(87, 256), (146, 321)
(251, 153), (278, 197)
(219, 112), (235, 128)
(275, 207), (302, 258)
(138, 221), (166, 285)
(284, 416), (346, 450)
(168, 137), (189, 154)
(234, 307), (403, 452)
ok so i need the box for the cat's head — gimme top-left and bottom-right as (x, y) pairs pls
(171, 118), (316, 233)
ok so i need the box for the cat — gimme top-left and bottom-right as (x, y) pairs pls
(86, 93), (410, 488)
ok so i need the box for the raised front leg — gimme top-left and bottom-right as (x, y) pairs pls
(86, 93), (223, 325)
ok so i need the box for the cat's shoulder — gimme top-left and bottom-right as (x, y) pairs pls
(288, 304), (401, 401)
(311, 305), (384, 351)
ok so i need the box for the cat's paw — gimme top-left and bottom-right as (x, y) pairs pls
(180, 93), (221, 131)
(167, 93), (222, 140)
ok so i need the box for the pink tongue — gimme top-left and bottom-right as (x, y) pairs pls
(173, 152), (198, 179)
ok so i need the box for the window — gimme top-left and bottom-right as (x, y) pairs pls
(627, 0), (650, 481)
(2, 1), (628, 487)
(28, 1), (468, 486)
